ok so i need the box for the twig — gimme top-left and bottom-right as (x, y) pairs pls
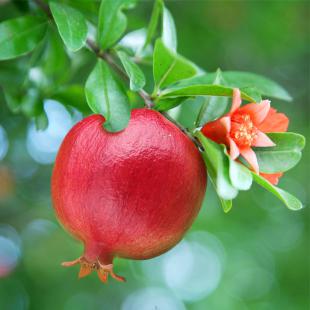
(34, 0), (198, 144)
(86, 39), (154, 109)
(162, 112), (201, 148)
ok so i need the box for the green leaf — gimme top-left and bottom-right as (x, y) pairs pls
(254, 132), (305, 173)
(0, 16), (47, 60)
(160, 84), (256, 102)
(196, 69), (229, 126)
(41, 30), (70, 83)
(239, 87), (262, 103)
(197, 138), (234, 212)
(119, 28), (153, 59)
(162, 7), (177, 51)
(65, 0), (98, 22)
(3, 90), (22, 113)
(229, 157), (253, 191)
(143, 0), (163, 49)
(0, 61), (28, 88)
(98, 0), (137, 50)
(177, 71), (292, 102)
(203, 153), (234, 213)
(252, 173), (303, 210)
(154, 97), (188, 111)
(196, 131), (238, 200)
(222, 71), (292, 102)
(51, 85), (91, 113)
(153, 39), (197, 91)
(50, 2), (88, 52)
(85, 60), (130, 132)
(117, 51), (146, 91)
(220, 198), (233, 213)
(35, 111), (49, 131)
(20, 88), (43, 118)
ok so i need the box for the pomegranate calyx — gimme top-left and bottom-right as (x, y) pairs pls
(61, 257), (126, 283)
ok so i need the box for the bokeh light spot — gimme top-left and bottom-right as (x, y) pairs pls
(0, 125), (9, 160)
(0, 225), (21, 277)
(121, 287), (186, 310)
(26, 100), (74, 164)
(163, 239), (222, 302)
(140, 231), (225, 302)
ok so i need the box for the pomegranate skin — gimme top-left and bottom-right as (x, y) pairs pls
(52, 108), (206, 281)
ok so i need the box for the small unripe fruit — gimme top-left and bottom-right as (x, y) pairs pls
(52, 109), (207, 282)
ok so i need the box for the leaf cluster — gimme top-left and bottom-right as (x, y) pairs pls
(0, 0), (305, 212)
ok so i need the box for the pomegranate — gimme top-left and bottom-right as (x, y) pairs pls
(51, 108), (207, 283)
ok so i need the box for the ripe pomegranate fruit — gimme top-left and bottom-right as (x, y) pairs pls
(51, 108), (207, 283)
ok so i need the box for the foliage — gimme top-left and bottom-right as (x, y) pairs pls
(0, 0), (304, 212)
(0, 1), (308, 307)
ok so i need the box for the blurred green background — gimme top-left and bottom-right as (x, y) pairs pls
(0, 0), (309, 309)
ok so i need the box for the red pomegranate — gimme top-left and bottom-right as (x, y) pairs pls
(51, 108), (207, 283)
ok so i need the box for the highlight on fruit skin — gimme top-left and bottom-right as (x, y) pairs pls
(51, 108), (207, 283)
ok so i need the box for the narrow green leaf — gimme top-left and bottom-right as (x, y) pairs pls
(98, 0), (137, 50)
(85, 60), (130, 132)
(162, 7), (177, 51)
(50, 2), (88, 52)
(3, 90), (23, 113)
(153, 39), (197, 91)
(118, 28), (146, 55)
(229, 157), (253, 191)
(176, 71), (292, 102)
(154, 97), (188, 111)
(255, 132), (305, 173)
(0, 61), (27, 88)
(117, 51), (146, 91)
(65, 0), (98, 21)
(252, 173), (303, 210)
(160, 84), (256, 102)
(196, 69), (229, 126)
(222, 71), (292, 102)
(239, 87), (262, 103)
(217, 153), (238, 200)
(196, 131), (238, 200)
(41, 30), (70, 83)
(220, 198), (233, 213)
(35, 111), (49, 131)
(205, 161), (233, 213)
(0, 16), (47, 60)
(20, 89), (42, 118)
(143, 0), (163, 49)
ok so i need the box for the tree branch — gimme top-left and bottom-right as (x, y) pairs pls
(162, 113), (201, 148)
(34, 0), (199, 146)
(86, 38), (154, 109)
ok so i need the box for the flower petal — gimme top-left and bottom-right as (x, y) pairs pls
(230, 88), (242, 114)
(228, 137), (240, 159)
(201, 117), (231, 145)
(97, 270), (108, 283)
(237, 100), (270, 125)
(252, 130), (275, 147)
(260, 172), (283, 185)
(240, 147), (259, 173)
(257, 107), (289, 132)
(79, 265), (92, 278)
(220, 116), (231, 132)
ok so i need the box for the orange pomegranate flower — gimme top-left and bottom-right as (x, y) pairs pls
(201, 88), (289, 185)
